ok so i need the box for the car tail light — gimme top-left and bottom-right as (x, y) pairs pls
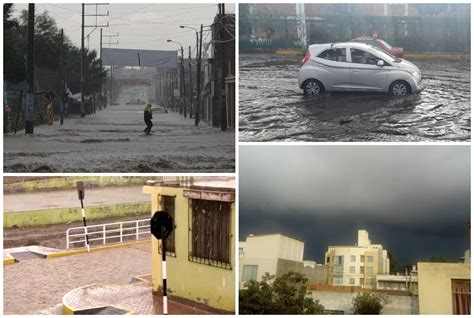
(301, 51), (311, 67)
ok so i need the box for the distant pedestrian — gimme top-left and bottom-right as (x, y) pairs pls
(46, 101), (54, 125)
(144, 103), (153, 135)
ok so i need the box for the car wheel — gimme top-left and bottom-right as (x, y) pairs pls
(389, 80), (411, 96)
(303, 79), (323, 96)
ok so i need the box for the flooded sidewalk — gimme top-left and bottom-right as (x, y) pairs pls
(239, 54), (470, 142)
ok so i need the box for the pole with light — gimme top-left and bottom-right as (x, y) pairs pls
(167, 40), (185, 116)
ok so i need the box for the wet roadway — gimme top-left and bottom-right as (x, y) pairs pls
(239, 54), (470, 142)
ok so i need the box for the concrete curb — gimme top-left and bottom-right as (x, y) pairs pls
(4, 176), (149, 194)
(4, 240), (150, 265)
(3, 258), (16, 266)
(47, 240), (151, 259)
(4, 202), (151, 228)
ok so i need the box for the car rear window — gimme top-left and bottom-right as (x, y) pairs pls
(318, 48), (347, 62)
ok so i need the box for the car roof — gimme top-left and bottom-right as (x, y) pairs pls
(308, 42), (374, 54)
(351, 37), (377, 42)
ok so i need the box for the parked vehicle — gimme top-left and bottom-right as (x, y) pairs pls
(126, 98), (146, 105)
(298, 42), (421, 96)
(351, 37), (404, 58)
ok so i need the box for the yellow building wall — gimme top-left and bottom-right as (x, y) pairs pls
(144, 185), (235, 312)
(363, 250), (378, 289)
(418, 262), (471, 314)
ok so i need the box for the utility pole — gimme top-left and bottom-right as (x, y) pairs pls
(99, 27), (103, 109)
(60, 28), (65, 125)
(102, 32), (119, 106)
(195, 24), (203, 126)
(220, 3), (227, 131)
(188, 46), (193, 119)
(99, 28), (103, 69)
(181, 46), (186, 118)
(81, 3), (109, 116)
(80, 3), (85, 117)
(25, 3), (35, 134)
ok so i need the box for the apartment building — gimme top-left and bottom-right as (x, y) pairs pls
(239, 233), (327, 288)
(325, 230), (390, 289)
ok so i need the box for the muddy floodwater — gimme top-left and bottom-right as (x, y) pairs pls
(239, 54), (470, 142)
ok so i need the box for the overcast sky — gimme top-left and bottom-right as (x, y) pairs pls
(11, 3), (235, 54)
(240, 145), (470, 266)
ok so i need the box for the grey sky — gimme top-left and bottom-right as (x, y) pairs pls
(11, 3), (234, 54)
(240, 145), (470, 266)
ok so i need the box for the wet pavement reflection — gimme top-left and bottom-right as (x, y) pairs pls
(239, 54), (470, 142)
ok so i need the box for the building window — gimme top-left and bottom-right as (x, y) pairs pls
(366, 267), (373, 274)
(350, 266), (355, 273)
(360, 255), (365, 262)
(189, 199), (232, 269)
(335, 255), (344, 265)
(452, 279), (471, 314)
(241, 265), (258, 282)
(334, 277), (343, 285)
(239, 247), (244, 258)
(326, 256), (331, 263)
(360, 266), (365, 274)
(359, 278), (364, 285)
(367, 256), (373, 263)
(349, 278), (355, 285)
(366, 278), (374, 286)
(159, 195), (176, 256)
(350, 255), (356, 262)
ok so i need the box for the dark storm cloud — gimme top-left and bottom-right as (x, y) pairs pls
(239, 145), (470, 266)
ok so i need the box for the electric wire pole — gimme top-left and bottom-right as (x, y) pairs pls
(80, 3), (85, 117)
(81, 3), (109, 117)
(181, 46), (186, 118)
(60, 28), (65, 125)
(25, 3), (35, 134)
(188, 46), (192, 119)
(195, 24), (203, 126)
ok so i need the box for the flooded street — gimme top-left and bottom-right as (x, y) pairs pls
(4, 104), (235, 172)
(239, 54), (470, 142)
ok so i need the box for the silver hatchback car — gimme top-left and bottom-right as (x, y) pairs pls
(298, 42), (421, 96)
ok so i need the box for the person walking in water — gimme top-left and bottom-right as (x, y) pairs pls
(144, 103), (153, 135)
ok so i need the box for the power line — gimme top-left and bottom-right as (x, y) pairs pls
(115, 3), (154, 19)
(109, 16), (214, 26)
(110, 4), (216, 15)
(45, 3), (81, 13)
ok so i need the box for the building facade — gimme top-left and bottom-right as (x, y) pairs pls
(239, 233), (327, 288)
(143, 177), (235, 313)
(325, 230), (390, 289)
(418, 262), (470, 314)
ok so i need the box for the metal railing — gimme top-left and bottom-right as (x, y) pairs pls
(66, 219), (150, 250)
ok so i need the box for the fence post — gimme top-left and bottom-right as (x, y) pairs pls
(103, 224), (106, 245)
(66, 229), (69, 249)
(120, 223), (123, 243)
(136, 220), (139, 240)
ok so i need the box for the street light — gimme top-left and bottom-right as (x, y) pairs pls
(167, 40), (186, 117)
(180, 25), (199, 59)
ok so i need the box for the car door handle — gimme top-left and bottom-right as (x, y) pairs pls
(352, 69), (361, 73)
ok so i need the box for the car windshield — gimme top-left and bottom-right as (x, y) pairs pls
(378, 39), (393, 49)
(371, 46), (401, 63)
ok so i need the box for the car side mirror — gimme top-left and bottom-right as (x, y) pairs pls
(377, 60), (384, 67)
